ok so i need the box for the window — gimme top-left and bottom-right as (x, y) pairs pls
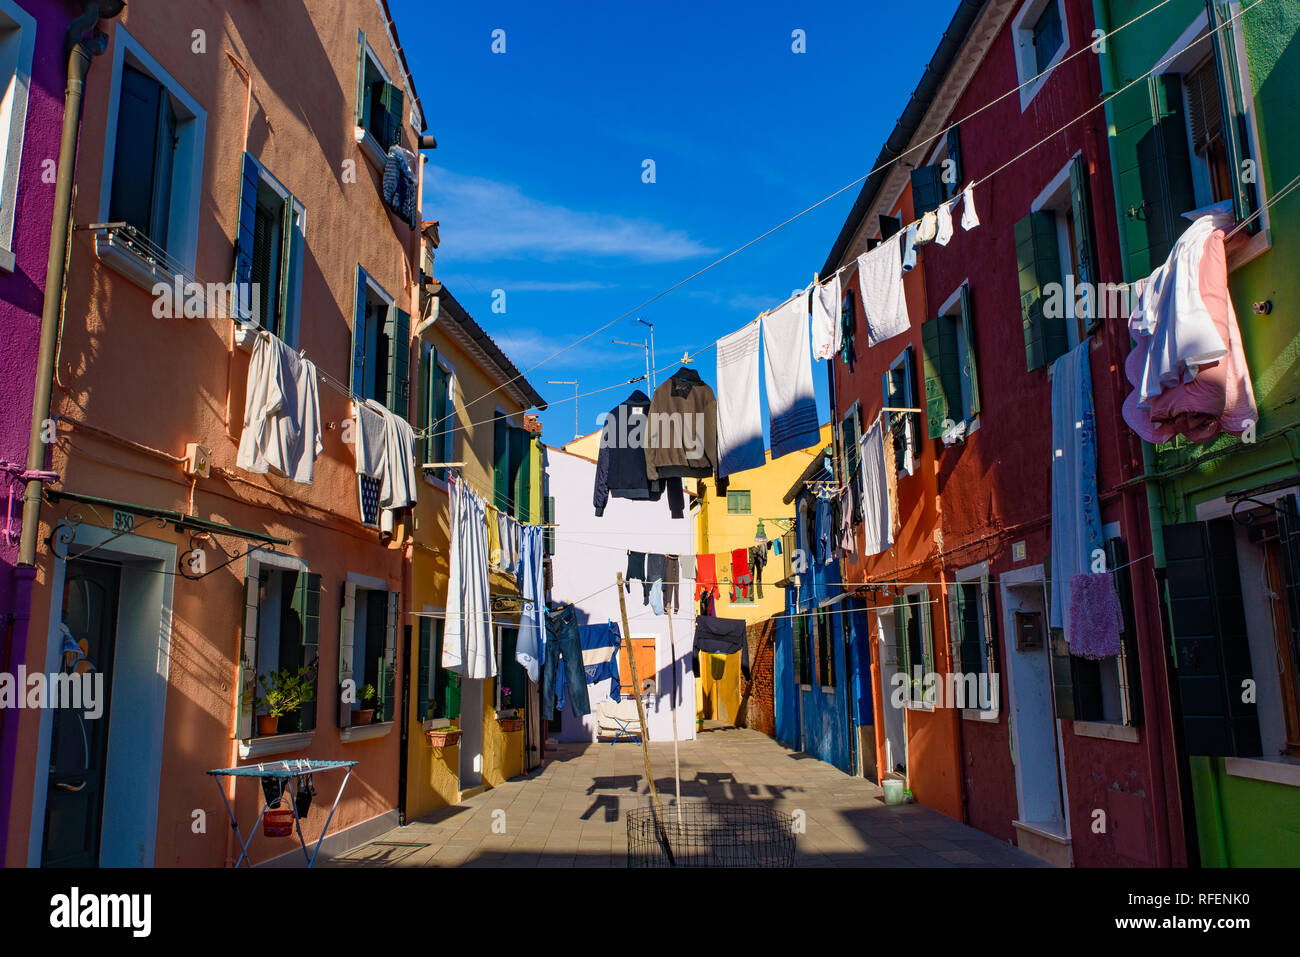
(1012, 0), (1068, 109)
(910, 126), (964, 218)
(232, 153), (304, 344)
(543, 495), (556, 555)
(893, 588), (935, 708)
(416, 613), (461, 722)
(493, 417), (533, 518)
(948, 569), (999, 715)
(100, 31), (205, 270)
(495, 626), (528, 712)
(922, 283), (982, 440)
(838, 403), (863, 523)
(236, 559), (320, 740)
(0, 0), (35, 272)
(882, 347), (920, 475)
(351, 268), (410, 415)
(417, 343), (456, 479)
(793, 612), (812, 686)
(338, 581), (398, 728)
(816, 608), (836, 689)
(355, 30), (404, 156)
(726, 490), (751, 515)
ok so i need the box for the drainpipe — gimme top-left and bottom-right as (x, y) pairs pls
(0, 0), (122, 866)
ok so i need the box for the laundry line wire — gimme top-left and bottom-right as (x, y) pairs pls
(432, 0), (1182, 436)
(1225, 168), (1300, 239)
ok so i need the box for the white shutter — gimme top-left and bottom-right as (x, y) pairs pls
(338, 581), (357, 728)
(234, 560), (261, 740)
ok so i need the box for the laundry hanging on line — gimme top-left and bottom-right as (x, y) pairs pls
(714, 321), (767, 478)
(237, 330), (323, 485)
(762, 289), (821, 460)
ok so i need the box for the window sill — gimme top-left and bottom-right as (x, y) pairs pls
(1072, 720), (1139, 743)
(239, 730), (315, 760)
(422, 717), (452, 731)
(0, 245), (14, 274)
(355, 126), (387, 173)
(1226, 227), (1271, 273)
(961, 708), (1000, 722)
(340, 720), (394, 743)
(1224, 755), (1300, 788)
(93, 226), (194, 302)
(819, 686), (836, 695)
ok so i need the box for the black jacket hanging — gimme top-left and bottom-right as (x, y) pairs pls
(594, 389), (684, 518)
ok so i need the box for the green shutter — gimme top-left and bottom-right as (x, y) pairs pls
(235, 571), (258, 739)
(919, 589), (934, 680)
(290, 572), (320, 732)
(380, 81), (404, 152)
(945, 126), (963, 199)
(351, 271), (368, 397)
(509, 428), (529, 521)
(793, 614), (807, 686)
(893, 597), (911, 702)
(338, 582), (355, 729)
(378, 591), (399, 723)
(417, 616), (431, 721)
(1162, 519), (1261, 756)
(275, 193), (298, 340)
(232, 153), (259, 322)
(957, 583), (981, 677)
(910, 163), (946, 218)
(979, 574), (999, 678)
(1105, 538), (1142, 728)
(493, 419), (510, 511)
(430, 618), (461, 720)
(1015, 211), (1066, 371)
(921, 317), (961, 439)
(385, 305), (410, 415)
(1135, 73), (1197, 268)
(543, 495), (556, 554)
(355, 31), (368, 125)
(1207, 1), (1258, 231)
(839, 408), (861, 488)
(417, 343), (432, 464)
(958, 285), (980, 418)
(1068, 155), (1099, 332)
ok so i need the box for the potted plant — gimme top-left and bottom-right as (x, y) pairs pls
(426, 722), (461, 747)
(255, 666), (315, 737)
(351, 683), (377, 726)
(496, 695), (524, 732)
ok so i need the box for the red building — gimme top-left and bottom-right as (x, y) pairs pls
(824, 0), (1186, 866)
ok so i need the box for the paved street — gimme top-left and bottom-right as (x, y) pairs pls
(329, 726), (1043, 868)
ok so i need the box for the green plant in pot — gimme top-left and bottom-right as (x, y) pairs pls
(256, 666), (316, 737)
(352, 683), (377, 726)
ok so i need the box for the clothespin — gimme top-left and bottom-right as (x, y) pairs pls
(680, 351), (692, 365)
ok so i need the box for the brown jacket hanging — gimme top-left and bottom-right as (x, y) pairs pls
(645, 367), (718, 480)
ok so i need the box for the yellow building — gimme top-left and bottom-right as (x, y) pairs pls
(693, 424), (834, 722)
(404, 267), (547, 821)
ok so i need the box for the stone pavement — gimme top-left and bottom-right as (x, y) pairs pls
(327, 725), (1044, 868)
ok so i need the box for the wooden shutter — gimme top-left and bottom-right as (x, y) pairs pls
(957, 285), (981, 417)
(351, 273), (368, 397)
(893, 596), (911, 704)
(235, 567), (259, 740)
(354, 31), (368, 125)
(380, 81), (404, 151)
(1068, 155), (1099, 333)
(543, 495), (556, 554)
(291, 572), (321, 731)
(338, 582), (356, 728)
(979, 574), (999, 679)
(109, 66), (162, 240)
(910, 164), (946, 218)
(957, 582), (982, 677)
(1015, 211), (1067, 371)
(921, 316), (960, 439)
(232, 153), (259, 323)
(276, 193), (299, 340)
(510, 428), (530, 521)
(385, 305), (411, 416)
(493, 419), (510, 511)
(379, 591), (399, 723)
(1105, 537), (1142, 728)
(839, 406), (861, 492)
(417, 616), (431, 721)
(1206, 2), (1258, 230)
(1162, 518), (1261, 756)
(918, 589), (935, 680)
(1135, 73), (1197, 269)
(945, 126), (963, 199)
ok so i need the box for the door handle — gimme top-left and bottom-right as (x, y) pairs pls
(55, 780), (86, 792)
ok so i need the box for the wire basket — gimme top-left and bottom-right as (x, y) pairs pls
(626, 801), (795, 868)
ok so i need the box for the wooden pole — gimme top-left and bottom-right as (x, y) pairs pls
(616, 573), (674, 863)
(664, 606), (682, 826)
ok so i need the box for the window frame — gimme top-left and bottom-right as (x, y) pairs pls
(351, 266), (401, 406)
(417, 605), (461, 726)
(338, 572), (399, 734)
(816, 606), (837, 692)
(97, 26), (206, 273)
(951, 561), (1000, 719)
(725, 489), (752, 515)
(419, 342), (457, 487)
(236, 154), (306, 346)
(1012, 0), (1070, 111)
(1029, 151), (1096, 350)
(354, 29), (405, 169)
(0, 0), (36, 272)
(883, 346), (920, 477)
(899, 585), (936, 712)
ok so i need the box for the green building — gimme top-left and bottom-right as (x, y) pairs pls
(1097, 0), (1300, 866)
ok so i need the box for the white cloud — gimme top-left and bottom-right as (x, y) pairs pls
(438, 274), (611, 293)
(490, 329), (641, 371)
(424, 166), (717, 263)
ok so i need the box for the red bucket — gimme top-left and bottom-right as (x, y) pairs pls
(263, 807), (296, 838)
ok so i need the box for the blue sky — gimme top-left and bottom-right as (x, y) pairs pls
(389, 0), (958, 443)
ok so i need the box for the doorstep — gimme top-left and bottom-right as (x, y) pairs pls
(1012, 820), (1073, 868)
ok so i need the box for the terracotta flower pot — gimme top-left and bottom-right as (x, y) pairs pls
(426, 728), (462, 747)
(497, 717), (524, 732)
(257, 714), (281, 736)
(351, 708), (375, 726)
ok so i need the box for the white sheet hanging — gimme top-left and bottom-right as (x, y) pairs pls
(857, 234), (911, 347)
(237, 331), (322, 484)
(859, 420), (894, 557)
(761, 289), (821, 460)
(442, 476), (496, 679)
(715, 319), (766, 478)
(810, 273), (843, 361)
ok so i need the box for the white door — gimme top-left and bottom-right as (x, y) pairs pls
(458, 678), (484, 788)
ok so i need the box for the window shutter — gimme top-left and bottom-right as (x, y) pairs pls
(1048, 626), (1076, 720)
(417, 616), (431, 721)
(543, 495), (556, 554)
(380, 81), (404, 152)
(276, 194), (299, 341)
(379, 591), (399, 723)
(945, 126), (963, 199)
(878, 214), (902, 241)
(840, 408), (861, 493)
(235, 568), (259, 740)
(1135, 73), (1197, 269)
(509, 428), (530, 521)
(1068, 155), (1099, 331)
(1162, 518), (1261, 756)
(351, 274), (368, 397)
(1014, 211), (1066, 371)
(1207, 1), (1259, 231)
(893, 597), (911, 701)
(1276, 497), (1300, 700)
(289, 571), (320, 732)
(109, 66), (163, 241)
(1186, 57), (1224, 156)
(910, 163), (946, 218)
(1104, 537), (1142, 728)
(980, 574), (999, 679)
(493, 418), (510, 511)
(919, 589), (935, 680)
(958, 285), (981, 417)
(385, 305), (411, 416)
(957, 583), (982, 677)
(338, 582), (356, 728)
(355, 31), (368, 126)
(417, 343), (432, 465)
(149, 90), (178, 250)
(232, 153), (259, 323)
(921, 317), (960, 439)
(946, 583), (962, 673)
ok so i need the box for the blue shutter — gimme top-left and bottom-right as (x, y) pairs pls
(351, 272), (368, 397)
(910, 164), (946, 218)
(945, 126), (963, 199)
(233, 153), (260, 323)
(385, 305), (411, 416)
(109, 66), (163, 240)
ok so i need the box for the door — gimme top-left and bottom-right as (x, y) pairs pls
(41, 560), (120, 868)
(458, 679), (484, 788)
(1004, 580), (1066, 829)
